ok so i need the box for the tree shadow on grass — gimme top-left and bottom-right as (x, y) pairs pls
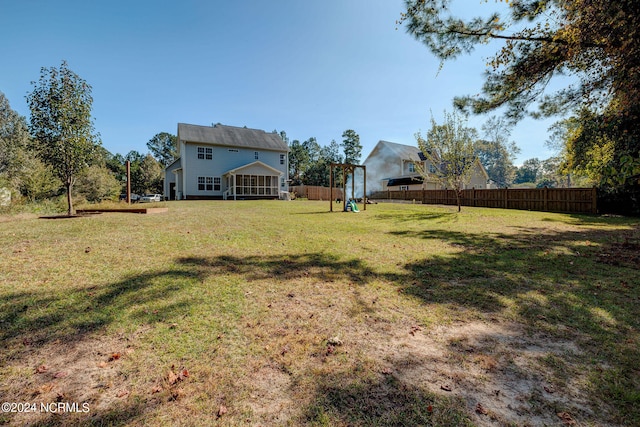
(390, 224), (640, 425)
(0, 262), (215, 426)
(0, 267), (207, 364)
(374, 209), (457, 224)
(300, 371), (471, 426)
(177, 252), (378, 285)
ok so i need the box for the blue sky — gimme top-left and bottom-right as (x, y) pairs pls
(1, 0), (558, 165)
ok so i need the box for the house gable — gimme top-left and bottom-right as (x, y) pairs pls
(363, 140), (488, 193)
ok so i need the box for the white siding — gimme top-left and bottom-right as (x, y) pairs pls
(182, 144), (287, 197)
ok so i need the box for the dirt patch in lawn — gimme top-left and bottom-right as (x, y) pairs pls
(0, 312), (616, 426)
(360, 319), (594, 426)
(2, 330), (144, 426)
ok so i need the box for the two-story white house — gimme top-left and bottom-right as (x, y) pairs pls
(363, 140), (489, 193)
(164, 123), (289, 200)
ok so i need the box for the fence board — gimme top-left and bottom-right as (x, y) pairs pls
(369, 187), (597, 214)
(290, 185), (344, 201)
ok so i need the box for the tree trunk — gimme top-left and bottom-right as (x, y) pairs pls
(66, 182), (74, 216)
(456, 189), (462, 212)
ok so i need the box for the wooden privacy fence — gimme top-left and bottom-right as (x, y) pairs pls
(290, 185), (344, 201)
(369, 187), (598, 214)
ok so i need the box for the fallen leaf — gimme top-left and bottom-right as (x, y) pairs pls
(108, 353), (121, 361)
(440, 384), (451, 392)
(151, 385), (163, 394)
(381, 367), (393, 375)
(36, 365), (48, 374)
(217, 404), (228, 417)
(98, 361), (108, 368)
(427, 404), (433, 413)
(409, 325), (422, 336)
(167, 367), (190, 385)
(37, 383), (56, 395)
(53, 371), (68, 379)
(116, 389), (129, 398)
(170, 388), (184, 401)
(168, 370), (179, 385)
(557, 411), (576, 425)
(475, 403), (488, 415)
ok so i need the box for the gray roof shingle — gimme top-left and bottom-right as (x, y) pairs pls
(178, 123), (289, 152)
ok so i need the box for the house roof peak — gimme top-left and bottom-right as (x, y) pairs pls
(177, 122), (288, 152)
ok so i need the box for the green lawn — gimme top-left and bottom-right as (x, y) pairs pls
(1, 200), (638, 426)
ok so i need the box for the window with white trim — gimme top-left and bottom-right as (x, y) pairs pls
(408, 162), (416, 173)
(254, 151), (259, 160)
(213, 177), (221, 191)
(198, 147), (213, 160)
(400, 185), (409, 190)
(280, 154), (285, 165)
(198, 176), (214, 191)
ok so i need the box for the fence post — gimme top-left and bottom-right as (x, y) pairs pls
(592, 187), (597, 214)
(544, 186), (548, 212)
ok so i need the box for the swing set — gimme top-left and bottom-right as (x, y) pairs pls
(329, 163), (367, 212)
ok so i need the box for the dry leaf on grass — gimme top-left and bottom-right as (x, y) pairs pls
(217, 404), (228, 417)
(475, 403), (489, 415)
(35, 365), (48, 373)
(557, 411), (577, 425)
(53, 371), (68, 379)
(168, 366), (190, 385)
(108, 352), (121, 361)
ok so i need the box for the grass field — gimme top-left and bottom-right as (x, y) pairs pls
(1, 200), (639, 426)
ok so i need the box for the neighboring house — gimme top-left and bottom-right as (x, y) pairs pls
(362, 140), (489, 193)
(165, 123), (289, 200)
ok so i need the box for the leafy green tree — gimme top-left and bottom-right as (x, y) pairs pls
(26, 61), (100, 215)
(18, 155), (61, 202)
(288, 139), (310, 186)
(302, 137), (322, 164)
(401, 0), (640, 187)
(341, 129), (362, 164)
(324, 139), (344, 186)
(475, 116), (520, 187)
(122, 150), (156, 194)
(0, 92), (32, 190)
(73, 165), (121, 202)
(514, 158), (541, 185)
(147, 132), (177, 166)
(416, 110), (479, 212)
(138, 154), (163, 194)
(535, 156), (567, 188)
(300, 138), (344, 187)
